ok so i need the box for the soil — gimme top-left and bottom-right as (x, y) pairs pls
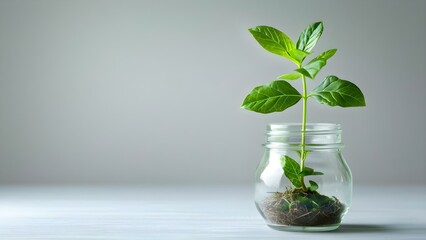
(261, 188), (345, 226)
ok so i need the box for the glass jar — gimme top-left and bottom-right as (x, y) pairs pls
(255, 123), (352, 232)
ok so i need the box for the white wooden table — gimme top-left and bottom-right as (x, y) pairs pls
(0, 186), (425, 239)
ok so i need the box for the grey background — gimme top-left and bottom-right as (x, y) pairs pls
(0, 0), (425, 186)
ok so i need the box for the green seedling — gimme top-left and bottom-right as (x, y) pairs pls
(242, 22), (366, 191)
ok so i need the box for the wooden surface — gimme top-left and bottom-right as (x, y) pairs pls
(0, 186), (425, 239)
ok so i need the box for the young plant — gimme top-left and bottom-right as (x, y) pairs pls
(242, 22), (365, 192)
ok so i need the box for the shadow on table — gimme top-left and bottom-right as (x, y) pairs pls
(334, 224), (392, 233)
(334, 224), (426, 234)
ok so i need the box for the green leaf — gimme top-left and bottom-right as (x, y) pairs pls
(310, 49), (337, 62)
(287, 48), (310, 64)
(296, 22), (323, 52)
(300, 166), (324, 177)
(295, 49), (336, 80)
(295, 150), (310, 159)
(241, 80), (302, 114)
(281, 155), (302, 188)
(280, 156), (323, 189)
(308, 180), (319, 191)
(295, 59), (326, 79)
(277, 72), (301, 80)
(279, 156), (286, 169)
(294, 68), (312, 78)
(249, 26), (295, 58)
(311, 76), (366, 107)
(299, 167), (314, 176)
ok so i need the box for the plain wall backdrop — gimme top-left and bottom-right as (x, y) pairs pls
(0, 0), (425, 186)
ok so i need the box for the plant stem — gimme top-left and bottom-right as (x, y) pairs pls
(300, 70), (308, 191)
(301, 75), (307, 169)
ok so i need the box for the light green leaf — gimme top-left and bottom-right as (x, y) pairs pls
(241, 80), (301, 114)
(310, 49), (337, 62)
(311, 76), (366, 107)
(249, 26), (295, 58)
(295, 49), (336, 80)
(294, 68), (312, 78)
(296, 22), (323, 52)
(277, 73), (301, 80)
(295, 59), (326, 79)
(281, 155), (302, 188)
(308, 180), (319, 191)
(287, 48), (310, 64)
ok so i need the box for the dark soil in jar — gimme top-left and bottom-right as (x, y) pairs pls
(262, 188), (345, 226)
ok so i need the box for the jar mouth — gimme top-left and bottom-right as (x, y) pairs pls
(267, 123), (341, 133)
(265, 123), (343, 150)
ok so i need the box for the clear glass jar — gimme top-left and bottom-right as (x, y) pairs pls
(255, 123), (352, 232)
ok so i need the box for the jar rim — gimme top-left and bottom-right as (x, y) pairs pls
(265, 123), (343, 150)
(267, 123), (341, 133)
